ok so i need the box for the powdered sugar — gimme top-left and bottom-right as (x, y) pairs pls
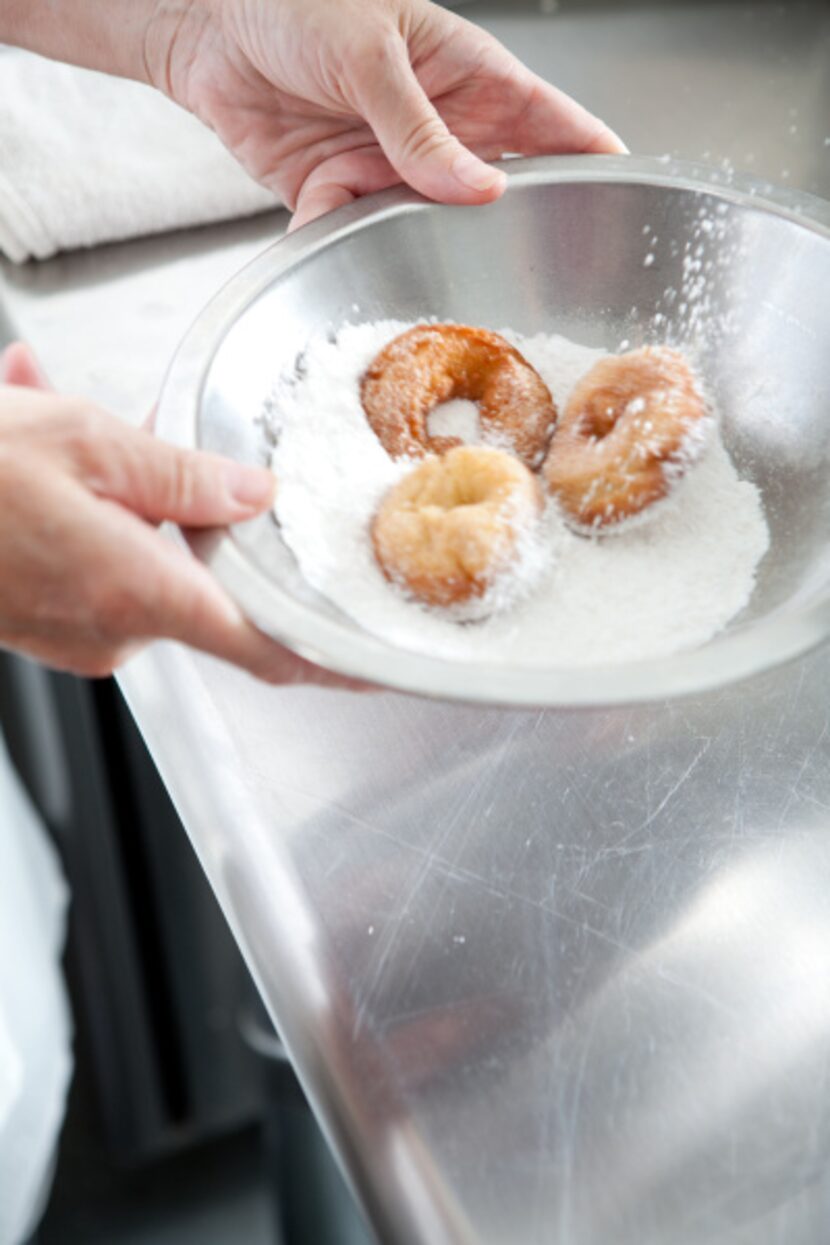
(427, 399), (480, 443)
(267, 321), (769, 668)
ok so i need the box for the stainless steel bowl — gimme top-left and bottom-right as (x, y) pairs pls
(155, 155), (830, 706)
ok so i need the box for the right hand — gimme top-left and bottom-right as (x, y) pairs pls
(144, 0), (625, 230)
(0, 343), (291, 681)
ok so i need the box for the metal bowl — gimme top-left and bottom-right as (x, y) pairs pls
(155, 155), (830, 706)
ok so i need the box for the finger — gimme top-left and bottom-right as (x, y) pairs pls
(5, 475), (366, 689)
(151, 553), (296, 683)
(151, 553), (357, 687)
(78, 496), (292, 680)
(0, 342), (52, 389)
(152, 560), (370, 691)
(420, 24), (627, 158)
(508, 72), (628, 156)
(585, 127), (628, 156)
(290, 183), (356, 231)
(99, 508), (357, 686)
(78, 417), (277, 526)
(351, 35), (506, 205)
(10, 635), (147, 680)
(289, 146), (400, 230)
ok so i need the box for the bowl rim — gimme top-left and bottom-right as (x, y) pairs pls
(156, 154), (830, 707)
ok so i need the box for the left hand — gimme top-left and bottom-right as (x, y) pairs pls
(0, 344), (360, 688)
(144, 0), (625, 229)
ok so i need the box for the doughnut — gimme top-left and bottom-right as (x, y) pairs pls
(361, 325), (557, 470)
(371, 445), (543, 611)
(543, 346), (711, 531)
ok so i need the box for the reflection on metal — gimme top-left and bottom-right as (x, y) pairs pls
(117, 640), (830, 1245)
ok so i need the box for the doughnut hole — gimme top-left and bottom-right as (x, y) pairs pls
(371, 446), (543, 610)
(580, 386), (642, 440)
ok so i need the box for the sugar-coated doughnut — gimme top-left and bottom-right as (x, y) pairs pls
(371, 446), (543, 611)
(543, 346), (711, 531)
(361, 325), (557, 470)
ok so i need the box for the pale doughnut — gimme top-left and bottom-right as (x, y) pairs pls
(371, 446), (543, 610)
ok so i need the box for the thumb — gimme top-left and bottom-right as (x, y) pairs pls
(82, 418), (276, 527)
(353, 36), (506, 205)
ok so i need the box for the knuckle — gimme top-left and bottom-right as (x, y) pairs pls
(346, 28), (395, 79)
(167, 450), (202, 513)
(59, 403), (110, 472)
(169, 578), (212, 641)
(63, 401), (103, 442)
(400, 113), (450, 163)
(87, 576), (144, 643)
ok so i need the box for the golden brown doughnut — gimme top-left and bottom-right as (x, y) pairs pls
(371, 446), (543, 611)
(543, 346), (710, 531)
(361, 325), (557, 470)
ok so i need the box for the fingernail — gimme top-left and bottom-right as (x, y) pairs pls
(451, 150), (507, 194)
(225, 463), (276, 510)
(608, 130), (630, 155)
(589, 126), (629, 155)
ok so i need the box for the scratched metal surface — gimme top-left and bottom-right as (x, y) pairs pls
(121, 642), (830, 1245)
(3, 2), (830, 1242)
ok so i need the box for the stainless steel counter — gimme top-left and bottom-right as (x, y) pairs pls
(3, 4), (830, 1243)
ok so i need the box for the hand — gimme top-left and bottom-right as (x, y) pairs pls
(145, 0), (625, 229)
(0, 343), (294, 681)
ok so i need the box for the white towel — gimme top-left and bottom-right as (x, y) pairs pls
(0, 48), (280, 263)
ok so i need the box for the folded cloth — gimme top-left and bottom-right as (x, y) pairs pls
(0, 48), (280, 263)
